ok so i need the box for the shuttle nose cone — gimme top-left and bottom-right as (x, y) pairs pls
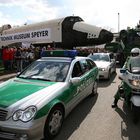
(99, 29), (113, 43)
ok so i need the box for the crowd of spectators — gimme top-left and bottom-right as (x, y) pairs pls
(0, 45), (107, 72)
(0, 44), (54, 72)
(77, 47), (107, 56)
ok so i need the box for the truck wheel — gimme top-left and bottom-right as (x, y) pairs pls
(44, 106), (64, 139)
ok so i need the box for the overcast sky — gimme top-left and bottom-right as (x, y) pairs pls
(0, 0), (140, 32)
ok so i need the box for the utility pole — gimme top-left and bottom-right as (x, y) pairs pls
(118, 13), (120, 33)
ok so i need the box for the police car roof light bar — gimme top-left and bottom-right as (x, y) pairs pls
(42, 50), (78, 58)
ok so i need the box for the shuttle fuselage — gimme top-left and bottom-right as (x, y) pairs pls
(0, 16), (113, 49)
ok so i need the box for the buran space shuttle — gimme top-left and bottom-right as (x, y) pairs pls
(0, 16), (113, 49)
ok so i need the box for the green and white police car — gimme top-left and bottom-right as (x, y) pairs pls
(0, 50), (98, 140)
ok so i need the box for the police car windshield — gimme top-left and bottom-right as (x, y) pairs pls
(89, 54), (110, 62)
(18, 60), (70, 82)
(128, 57), (140, 74)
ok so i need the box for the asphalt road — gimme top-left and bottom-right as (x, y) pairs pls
(55, 68), (140, 140)
(1, 69), (140, 140)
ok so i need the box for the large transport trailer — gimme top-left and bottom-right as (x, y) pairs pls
(0, 16), (113, 49)
(105, 24), (140, 66)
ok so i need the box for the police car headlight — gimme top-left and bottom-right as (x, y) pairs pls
(129, 79), (140, 87)
(12, 106), (37, 122)
(99, 68), (106, 71)
(101, 68), (106, 71)
(101, 67), (108, 71)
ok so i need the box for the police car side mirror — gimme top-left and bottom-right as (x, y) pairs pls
(70, 77), (81, 85)
(16, 72), (20, 76)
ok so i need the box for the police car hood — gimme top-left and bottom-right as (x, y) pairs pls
(0, 77), (66, 109)
(94, 61), (110, 68)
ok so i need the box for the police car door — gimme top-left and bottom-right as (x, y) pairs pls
(67, 61), (84, 110)
(78, 59), (94, 99)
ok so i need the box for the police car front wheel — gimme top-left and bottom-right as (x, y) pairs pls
(44, 106), (64, 139)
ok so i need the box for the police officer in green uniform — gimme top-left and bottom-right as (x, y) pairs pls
(112, 48), (140, 108)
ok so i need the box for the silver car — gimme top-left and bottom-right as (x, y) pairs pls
(88, 52), (116, 80)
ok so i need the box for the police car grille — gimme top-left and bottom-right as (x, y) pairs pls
(0, 109), (8, 121)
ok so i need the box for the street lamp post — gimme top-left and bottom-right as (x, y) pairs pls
(118, 13), (120, 33)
